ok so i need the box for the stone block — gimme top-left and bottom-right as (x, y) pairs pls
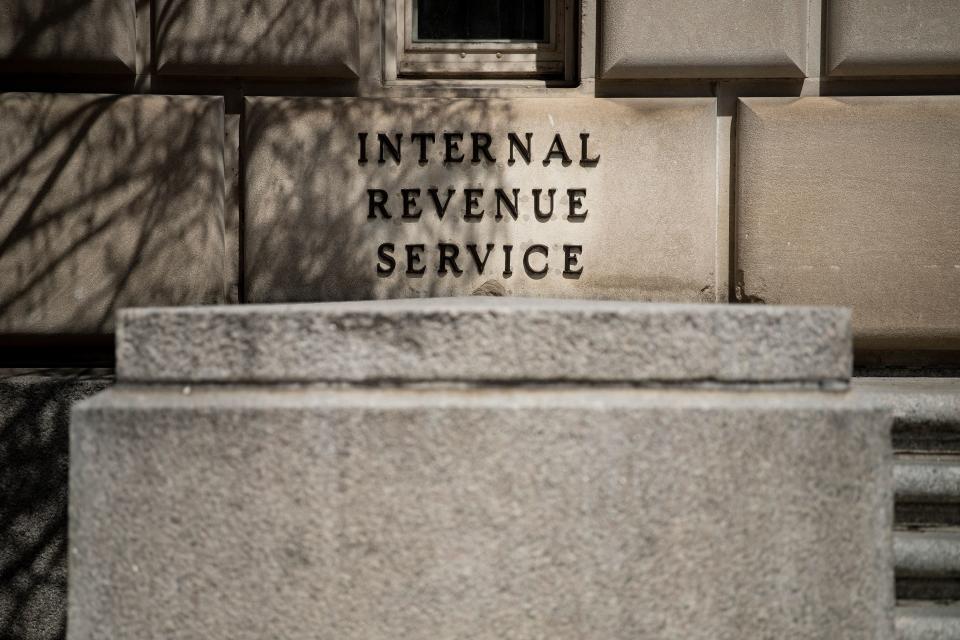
(1, 371), (112, 640)
(827, 0), (960, 76)
(155, 0), (359, 77)
(70, 300), (892, 639)
(0, 93), (227, 333)
(0, 0), (136, 74)
(599, 0), (806, 78)
(736, 97), (960, 350)
(115, 298), (852, 384)
(244, 97), (719, 303)
(70, 388), (893, 640)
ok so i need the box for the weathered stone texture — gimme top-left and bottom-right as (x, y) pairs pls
(828, 0), (960, 76)
(0, 0), (135, 73)
(895, 530), (960, 577)
(70, 389), (893, 640)
(0, 93), (227, 333)
(155, 0), (359, 77)
(855, 378), (960, 454)
(1, 371), (112, 640)
(115, 299), (852, 384)
(736, 97), (960, 349)
(895, 459), (960, 501)
(599, 0), (806, 78)
(896, 605), (960, 640)
(245, 97), (718, 303)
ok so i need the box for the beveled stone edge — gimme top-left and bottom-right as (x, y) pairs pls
(597, 0), (808, 81)
(115, 298), (852, 386)
(600, 53), (806, 80)
(155, 58), (360, 79)
(152, 0), (360, 80)
(825, 6), (960, 78)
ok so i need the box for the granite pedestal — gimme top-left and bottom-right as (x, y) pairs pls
(69, 299), (893, 639)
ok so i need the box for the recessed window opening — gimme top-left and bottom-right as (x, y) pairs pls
(415, 0), (548, 43)
(388, 0), (574, 81)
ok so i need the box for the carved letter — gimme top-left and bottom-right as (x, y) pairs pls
(367, 189), (390, 219)
(567, 188), (588, 221)
(406, 244), (426, 275)
(464, 188), (484, 220)
(467, 243), (495, 274)
(378, 133), (402, 164)
(563, 245), (583, 277)
(579, 133), (600, 166)
(428, 188), (456, 220)
(444, 132), (465, 163)
(503, 244), (514, 277)
(438, 243), (463, 275)
(508, 132), (533, 165)
(494, 188), (520, 221)
(376, 243), (396, 275)
(401, 188), (422, 219)
(410, 132), (436, 164)
(358, 132), (368, 164)
(471, 132), (496, 163)
(523, 244), (549, 277)
(543, 134), (571, 165)
(533, 188), (557, 221)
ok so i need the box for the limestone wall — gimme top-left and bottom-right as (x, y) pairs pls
(1, 1), (959, 638)
(0, 0), (956, 347)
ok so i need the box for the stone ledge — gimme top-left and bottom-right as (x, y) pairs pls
(115, 299), (852, 385)
(895, 460), (960, 502)
(854, 379), (960, 454)
(894, 531), (960, 577)
(896, 605), (960, 640)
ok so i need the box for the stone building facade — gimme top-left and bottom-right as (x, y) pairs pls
(1, 0), (958, 638)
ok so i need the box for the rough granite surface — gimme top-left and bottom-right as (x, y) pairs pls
(1, 371), (112, 640)
(854, 378), (960, 454)
(896, 606), (960, 640)
(895, 531), (960, 577)
(70, 389), (893, 640)
(894, 459), (960, 501)
(115, 299), (853, 384)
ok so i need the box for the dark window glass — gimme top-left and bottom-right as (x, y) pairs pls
(416, 0), (547, 42)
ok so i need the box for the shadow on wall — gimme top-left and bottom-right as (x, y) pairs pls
(0, 0), (136, 73)
(0, 92), (226, 334)
(244, 97), (514, 302)
(0, 372), (112, 640)
(154, 0), (360, 77)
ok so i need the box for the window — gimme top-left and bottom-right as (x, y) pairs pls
(415, 1), (547, 42)
(386, 0), (574, 81)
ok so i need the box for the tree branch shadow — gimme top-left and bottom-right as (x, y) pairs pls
(0, 371), (112, 640)
(0, 93), (227, 334)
